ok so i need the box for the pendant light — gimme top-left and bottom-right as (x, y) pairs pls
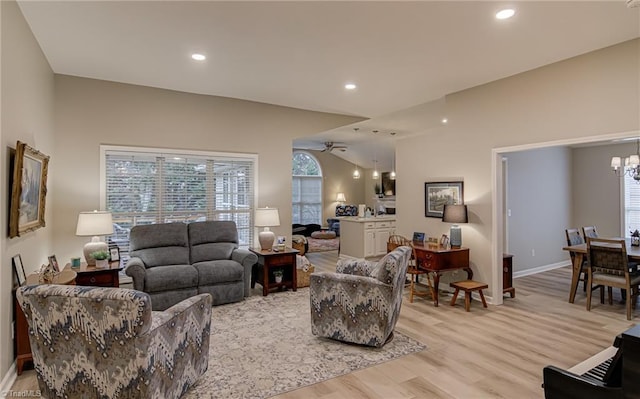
(352, 127), (361, 179)
(372, 160), (379, 179)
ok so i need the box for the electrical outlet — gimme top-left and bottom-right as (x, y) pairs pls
(531, 249), (535, 257)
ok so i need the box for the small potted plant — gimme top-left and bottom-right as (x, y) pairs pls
(91, 250), (110, 268)
(631, 229), (640, 246)
(273, 269), (283, 283)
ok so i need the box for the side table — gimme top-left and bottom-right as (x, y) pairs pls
(64, 261), (122, 287)
(15, 269), (77, 375)
(249, 247), (299, 296)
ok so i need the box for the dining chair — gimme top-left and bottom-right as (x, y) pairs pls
(387, 234), (433, 302)
(586, 237), (640, 320)
(565, 228), (589, 292)
(582, 225), (598, 239)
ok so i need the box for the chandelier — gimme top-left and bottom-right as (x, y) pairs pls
(611, 139), (640, 181)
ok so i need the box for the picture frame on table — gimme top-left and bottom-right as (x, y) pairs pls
(440, 234), (450, 248)
(109, 246), (120, 262)
(412, 232), (425, 243)
(425, 181), (464, 218)
(9, 141), (50, 238)
(12, 254), (26, 286)
(48, 254), (59, 272)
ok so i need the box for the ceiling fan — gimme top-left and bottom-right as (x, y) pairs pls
(320, 141), (347, 152)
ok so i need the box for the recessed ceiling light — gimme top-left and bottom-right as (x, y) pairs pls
(441, 118), (448, 124)
(344, 83), (357, 90)
(191, 53), (206, 61)
(496, 9), (515, 20)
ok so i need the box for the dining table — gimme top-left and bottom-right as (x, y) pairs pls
(562, 237), (640, 303)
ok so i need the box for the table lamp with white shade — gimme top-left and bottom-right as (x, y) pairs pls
(255, 207), (280, 251)
(76, 210), (114, 265)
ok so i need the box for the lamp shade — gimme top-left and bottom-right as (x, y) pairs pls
(336, 192), (346, 202)
(76, 211), (114, 236)
(255, 207), (280, 227)
(442, 204), (468, 224)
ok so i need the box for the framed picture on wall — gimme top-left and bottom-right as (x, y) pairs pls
(425, 181), (464, 218)
(9, 141), (50, 238)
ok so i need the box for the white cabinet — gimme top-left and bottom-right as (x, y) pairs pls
(341, 217), (396, 258)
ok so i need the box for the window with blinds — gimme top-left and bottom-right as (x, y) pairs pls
(102, 146), (256, 258)
(292, 151), (322, 225)
(623, 174), (640, 235)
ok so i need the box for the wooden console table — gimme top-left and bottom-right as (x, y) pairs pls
(15, 269), (77, 375)
(412, 243), (471, 307)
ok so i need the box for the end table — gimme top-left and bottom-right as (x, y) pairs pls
(249, 247), (299, 296)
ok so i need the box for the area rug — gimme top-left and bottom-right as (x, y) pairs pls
(307, 237), (340, 253)
(183, 289), (425, 399)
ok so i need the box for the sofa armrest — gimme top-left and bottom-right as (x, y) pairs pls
(232, 248), (258, 297)
(336, 258), (377, 276)
(542, 366), (622, 399)
(125, 257), (147, 291)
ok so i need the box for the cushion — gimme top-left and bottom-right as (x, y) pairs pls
(144, 264), (198, 293)
(129, 223), (190, 267)
(311, 230), (337, 239)
(193, 260), (244, 285)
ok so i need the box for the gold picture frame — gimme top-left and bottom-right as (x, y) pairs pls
(9, 141), (50, 238)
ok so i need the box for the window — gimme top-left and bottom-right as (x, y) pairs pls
(292, 151), (322, 225)
(623, 174), (640, 236)
(102, 146), (256, 257)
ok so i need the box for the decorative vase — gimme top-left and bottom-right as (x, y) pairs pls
(632, 237), (640, 246)
(96, 259), (108, 269)
(274, 274), (283, 283)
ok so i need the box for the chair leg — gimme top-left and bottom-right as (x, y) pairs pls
(478, 289), (488, 308)
(586, 272), (593, 311)
(409, 275), (415, 303)
(464, 292), (471, 312)
(627, 287), (633, 320)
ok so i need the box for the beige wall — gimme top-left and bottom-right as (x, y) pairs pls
(52, 76), (363, 263)
(0, 0), (55, 380)
(397, 39), (640, 297)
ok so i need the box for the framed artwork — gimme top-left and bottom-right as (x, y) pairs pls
(109, 246), (120, 262)
(9, 141), (50, 238)
(424, 181), (464, 218)
(12, 254), (26, 286)
(48, 254), (59, 272)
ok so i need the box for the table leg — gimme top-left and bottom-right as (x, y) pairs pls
(569, 253), (583, 303)
(292, 262), (297, 292)
(432, 272), (441, 307)
(262, 263), (269, 296)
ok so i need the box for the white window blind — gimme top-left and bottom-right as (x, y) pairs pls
(292, 151), (322, 225)
(103, 147), (256, 258)
(623, 174), (640, 235)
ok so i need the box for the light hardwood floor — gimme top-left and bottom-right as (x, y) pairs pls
(11, 250), (636, 398)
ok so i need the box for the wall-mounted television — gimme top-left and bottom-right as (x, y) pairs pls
(381, 172), (396, 196)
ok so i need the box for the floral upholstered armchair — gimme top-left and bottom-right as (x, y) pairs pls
(17, 284), (212, 399)
(309, 246), (411, 347)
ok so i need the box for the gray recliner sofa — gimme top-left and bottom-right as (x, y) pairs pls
(125, 221), (257, 310)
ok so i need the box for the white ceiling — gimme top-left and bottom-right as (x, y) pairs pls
(17, 1), (640, 169)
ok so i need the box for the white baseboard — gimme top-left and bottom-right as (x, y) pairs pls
(0, 362), (17, 395)
(513, 260), (570, 279)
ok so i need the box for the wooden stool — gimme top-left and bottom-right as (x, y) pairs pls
(449, 280), (488, 312)
(407, 266), (432, 303)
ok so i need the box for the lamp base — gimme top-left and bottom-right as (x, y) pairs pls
(83, 236), (108, 266)
(259, 229), (275, 251)
(450, 225), (462, 248)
